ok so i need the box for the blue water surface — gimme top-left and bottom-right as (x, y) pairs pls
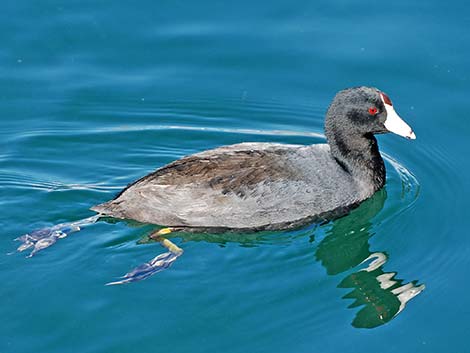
(1, 0), (469, 352)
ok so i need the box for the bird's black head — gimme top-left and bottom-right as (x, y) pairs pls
(325, 86), (416, 141)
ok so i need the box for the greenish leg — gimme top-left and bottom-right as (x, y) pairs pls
(150, 228), (184, 255)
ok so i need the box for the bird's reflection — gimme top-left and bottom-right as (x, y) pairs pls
(315, 189), (425, 329)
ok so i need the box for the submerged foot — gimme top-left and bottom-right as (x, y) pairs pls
(106, 250), (182, 285)
(106, 228), (183, 286)
(15, 215), (100, 257)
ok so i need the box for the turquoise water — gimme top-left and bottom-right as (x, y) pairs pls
(1, 0), (469, 352)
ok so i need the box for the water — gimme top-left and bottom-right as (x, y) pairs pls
(1, 0), (469, 352)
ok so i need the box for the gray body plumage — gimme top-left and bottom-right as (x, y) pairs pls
(91, 142), (376, 231)
(91, 87), (412, 232)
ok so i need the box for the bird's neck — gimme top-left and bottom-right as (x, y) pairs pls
(326, 130), (386, 191)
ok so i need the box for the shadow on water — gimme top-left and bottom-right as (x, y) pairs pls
(316, 189), (425, 329)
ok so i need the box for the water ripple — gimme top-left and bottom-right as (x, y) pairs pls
(0, 171), (121, 192)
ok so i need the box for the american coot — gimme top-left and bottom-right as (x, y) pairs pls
(16, 86), (416, 284)
(92, 86), (415, 230)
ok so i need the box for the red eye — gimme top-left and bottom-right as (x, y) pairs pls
(368, 107), (378, 115)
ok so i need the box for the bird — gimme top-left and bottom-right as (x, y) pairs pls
(91, 86), (415, 231)
(16, 86), (416, 284)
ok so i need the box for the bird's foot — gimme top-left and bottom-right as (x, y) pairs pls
(106, 228), (183, 286)
(15, 215), (99, 257)
(105, 250), (182, 285)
